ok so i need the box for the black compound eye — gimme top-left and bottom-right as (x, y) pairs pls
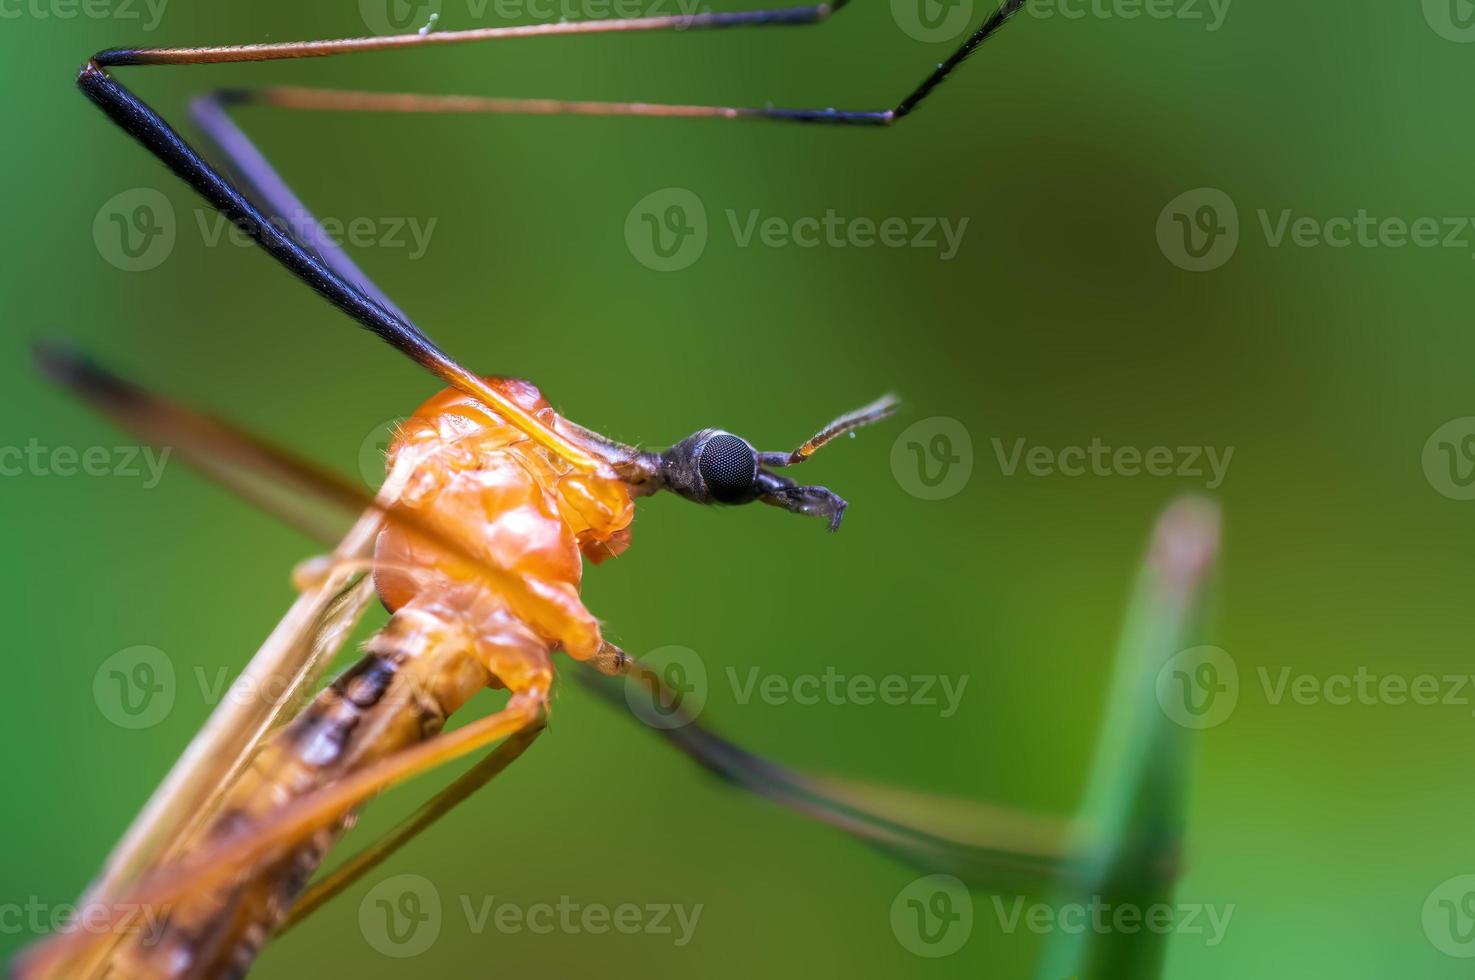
(698, 433), (759, 503)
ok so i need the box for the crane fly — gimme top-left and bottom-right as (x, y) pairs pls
(19, 3), (1039, 977)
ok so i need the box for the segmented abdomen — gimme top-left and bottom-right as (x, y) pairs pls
(109, 604), (503, 979)
(102, 378), (633, 979)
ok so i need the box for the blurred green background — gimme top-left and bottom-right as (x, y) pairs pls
(4, 0), (1475, 976)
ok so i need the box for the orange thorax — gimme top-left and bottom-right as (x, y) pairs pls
(372, 378), (634, 660)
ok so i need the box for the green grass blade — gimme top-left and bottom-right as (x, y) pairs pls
(1035, 496), (1222, 980)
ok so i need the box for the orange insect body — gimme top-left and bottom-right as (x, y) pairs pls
(376, 376), (635, 670)
(107, 379), (634, 978)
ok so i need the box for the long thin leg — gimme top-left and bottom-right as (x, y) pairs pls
(114, 0), (1025, 125)
(279, 724), (545, 932)
(579, 660), (1069, 893)
(201, 0), (1019, 129)
(80, 2), (1029, 437)
(83, 5), (850, 458)
(179, 7), (824, 322)
(189, 93), (411, 323)
(147, 693), (545, 913)
(81, 65), (613, 478)
(95, 5), (840, 66)
(16, 695), (548, 980)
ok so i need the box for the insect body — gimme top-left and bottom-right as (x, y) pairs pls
(70, 368), (897, 979)
(22, 3), (1035, 977)
(99, 378), (633, 977)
